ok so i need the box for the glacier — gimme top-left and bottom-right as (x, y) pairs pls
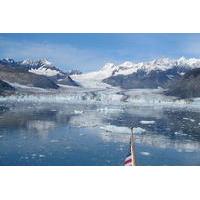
(1, 84), (200, 110)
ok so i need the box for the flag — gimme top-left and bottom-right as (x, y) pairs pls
(124, 154), (133, 166)
(124, 131), (136, 166)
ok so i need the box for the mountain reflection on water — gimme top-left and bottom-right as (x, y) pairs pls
(0, 103), (200, 166)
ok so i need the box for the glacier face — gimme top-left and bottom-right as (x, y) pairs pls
(1, 84), (200, 110)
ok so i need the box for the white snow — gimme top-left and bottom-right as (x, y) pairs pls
(21, 58), (52, 67)
(72, 63), (117, 88)
(29, 67), (61, 77)
(140, 120), (155, 125)
(72, 57), (200, 88)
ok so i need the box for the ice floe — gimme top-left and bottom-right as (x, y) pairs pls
(183, 117), (195, 122)
(74, 110), (84, 114)
(132, 127), (146, 134)
(100, 125), (130, 134)
(140, 120), (155, 125)
(140, 152), (151, 156)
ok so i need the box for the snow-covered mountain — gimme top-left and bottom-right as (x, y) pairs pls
(2, 57), (200, 90)
(21, 58), (65, 77)
(0, 58), (80, 88)
(0, 58), (81, 77)
(0, 58), (64, 76)
(73, 57), (200, 89)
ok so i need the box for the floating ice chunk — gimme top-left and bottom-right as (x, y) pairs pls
(50, 139), (59, 143)
(140, 120), (155, 125)
(132, 127), (146, 134)
(100, 125), (130, 134)
(39, 154), (45, 158)
(140, 152), (150, 156)
(100, 125), (146, 135)
(174, 131), (187, 136)
(74, 110), (84, 114)
(183, 117), (195, 122)
(97, 107), (122, 114)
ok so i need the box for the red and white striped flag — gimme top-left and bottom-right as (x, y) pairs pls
(124, 131), (136, 166)
(124, 154), (133, 166)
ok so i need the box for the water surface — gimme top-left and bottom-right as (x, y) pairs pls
(0, 103), (200, 165)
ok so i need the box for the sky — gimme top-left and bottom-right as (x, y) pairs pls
(1, 33), (200, 72)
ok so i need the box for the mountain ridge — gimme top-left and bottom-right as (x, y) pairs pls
(0, 58), (80, 87)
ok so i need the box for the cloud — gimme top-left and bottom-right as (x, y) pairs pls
(0, 37), (113, 72)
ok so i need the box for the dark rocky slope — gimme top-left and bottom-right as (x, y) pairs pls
(0, 64), (59, 89)
(166, 68), (200, 98)
(0, 58), (79, 87)
(103, 68), (185, 89)
(0, 79), (15, 95)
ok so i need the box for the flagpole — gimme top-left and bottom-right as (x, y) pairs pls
(131, 127), (136, 166)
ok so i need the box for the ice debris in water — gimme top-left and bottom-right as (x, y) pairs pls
(174, 131), (187, 136)
(39, 154), (45, 158)
(140, 152), (150, 156)
(140, 120), (155, 125)
(50, 139), (59, 143)
(100, 125), (146, 134)
(183, 117), (195, 122)
(74, 110), (84, 114)
(100, 125), (130, 134)
(132, 127), (146, 134)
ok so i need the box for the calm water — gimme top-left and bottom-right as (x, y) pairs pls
(0, 103), (200, 166)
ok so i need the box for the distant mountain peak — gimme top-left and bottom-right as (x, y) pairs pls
(38, 58), (52, 66)
(101, 63), (116, 70)
(20, 58), (53, 67)
(1, 58), (15, 64)
(0, 57), (80, 88)
(119, 61), (134, 67)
